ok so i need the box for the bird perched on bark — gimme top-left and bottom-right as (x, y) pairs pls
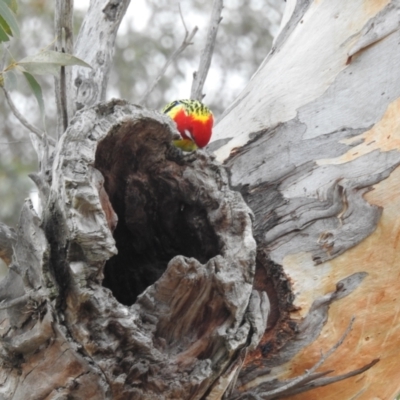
(162, 99), (214, 151)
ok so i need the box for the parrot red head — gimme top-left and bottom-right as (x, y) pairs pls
(162, 99), (214, 149)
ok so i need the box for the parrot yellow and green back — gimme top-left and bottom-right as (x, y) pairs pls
(162, 99), (214, 151)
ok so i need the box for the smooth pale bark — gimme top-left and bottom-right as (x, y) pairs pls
(1, 0), (399, 399)
(210, 0), (400, 398)
(72, 0), (130, 111)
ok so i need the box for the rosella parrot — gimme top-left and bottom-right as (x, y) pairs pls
(162, 99), (214, 151)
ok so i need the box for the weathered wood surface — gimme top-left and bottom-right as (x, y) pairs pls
(1, 0), (399, 399)
(73, 0), (131, 112)
(210, 0), (400, 398)
(0, 223), (15, 267)
(0, 100), (267, 399)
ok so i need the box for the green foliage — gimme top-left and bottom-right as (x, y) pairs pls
(16, 50), (92, 76)
(0, 0), (19, 42)
(21, 71), (44, 122)
(0, 0), (93, 225)
(3, 0), (18, 14)
(1, 45), (91, 129)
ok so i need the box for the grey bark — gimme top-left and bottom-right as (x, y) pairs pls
(54, 0), (74, 138)
(0, 223), (16, 266)
(0, 1), (398, 399)
(72, 0), (131, 111)
(0, 101), (265, 399)
(190, 0), (223, 101)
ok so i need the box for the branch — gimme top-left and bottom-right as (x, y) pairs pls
(190, 0), (223, 101)
(1, 88), (56, 146)
(139, 6), (198, 105)
(73, 0), (131, 110)
(60, 62), (68, 132)
(0, 222), (16, 266)
(29, 173), (50, 207)
(54, 0), (74, 138)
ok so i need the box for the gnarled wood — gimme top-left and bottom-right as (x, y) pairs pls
(2, 1), (400, 399)
(0, 100), (263, 399)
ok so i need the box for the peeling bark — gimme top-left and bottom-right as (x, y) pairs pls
(0, 100), (263, 399)
(72, 0), (131, 111)
(210, 0), (400, 398)
(2, 0), (400, 399)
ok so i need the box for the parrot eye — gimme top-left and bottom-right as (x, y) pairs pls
(163, 100), (180, 114)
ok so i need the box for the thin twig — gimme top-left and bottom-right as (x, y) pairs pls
(139, 5), (198, 105)
(178, 4), (189, 34)
(60, 50), (68, 132)
(29, 173), (50, 204)
(2, 87), (56, 146)
(190, 0), (223, 100)
(54, 0), (74, 139)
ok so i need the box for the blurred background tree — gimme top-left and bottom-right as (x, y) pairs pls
(0, 0), (283, 225)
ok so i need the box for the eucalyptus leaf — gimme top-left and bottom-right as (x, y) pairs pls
(2, 0), (18, 14)
(0, 14), (11, 36)
(17, 50), (92, 76)
(0, 19), (9, 42)
(0, 0), (19, 37)
(17, 62), (61, 76)
(22, 71), (45, 124)
(4, 69), (17, 90)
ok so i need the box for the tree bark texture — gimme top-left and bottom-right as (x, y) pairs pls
(1, 0), (400, 399)
(72, 0), (131, 112)
(0, 100), (267, 399)
(211, 0), (400, 398)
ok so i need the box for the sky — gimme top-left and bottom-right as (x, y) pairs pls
(75, 1), (218, 102)
(75, 1), (209, 32)
(72, 1), (284, 110)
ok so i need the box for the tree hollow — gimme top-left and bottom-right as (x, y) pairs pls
(95, 119), (221, 304)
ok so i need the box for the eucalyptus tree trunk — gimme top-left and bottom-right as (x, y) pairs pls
(0, 1), (399, 400)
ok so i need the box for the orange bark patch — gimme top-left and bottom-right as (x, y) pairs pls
(318, 98), (400, 166)
(282, 167), (400, 399)
(364, 0), (391, 17)
(282, 252), (333, 319)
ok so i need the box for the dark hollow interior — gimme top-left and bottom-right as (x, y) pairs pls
(95, 119), (220, 305)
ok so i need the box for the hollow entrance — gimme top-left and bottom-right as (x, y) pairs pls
(95, 119), (220, 305)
